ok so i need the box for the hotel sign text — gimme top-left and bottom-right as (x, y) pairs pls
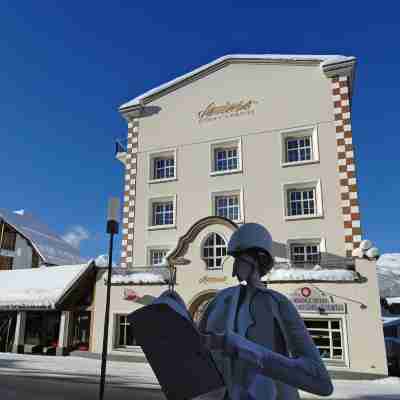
(198, 100), (257, 123)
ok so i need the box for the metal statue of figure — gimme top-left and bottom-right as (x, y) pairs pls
(199, 223), (333, 400)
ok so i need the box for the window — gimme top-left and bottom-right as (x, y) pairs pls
(0, 255), (13, 270)
(280, 126), (319, 166)
(1, 225), (16, 251)
(148, 195), (176, 229)
(149, 149), (177, 182)
(283, 180), (323, 220)
(149, 249), (168, 266)
(152, 201), (174, 226)
(304, 319), (345, 362)
(290, 243), (321, 267)
(286, 136), (312, 163)
(153, 157), (175, 180)
(202, 233), (227, 270)
(210, 139), (242, 175)
(288, 189), (316, 216)
(116, 315), (137, 347)
(215, 194), (240, 221)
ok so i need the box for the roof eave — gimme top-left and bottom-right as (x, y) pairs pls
(322, 58), (356, 99)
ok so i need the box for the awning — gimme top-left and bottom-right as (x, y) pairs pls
(0, 263), (94, 310)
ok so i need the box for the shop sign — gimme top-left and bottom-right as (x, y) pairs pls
(199, 275), (228, 284)
(290, 286), (346, 314)
(198, 100), (257, 123)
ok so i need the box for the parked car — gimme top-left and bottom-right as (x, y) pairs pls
(385, 337), (400, 376)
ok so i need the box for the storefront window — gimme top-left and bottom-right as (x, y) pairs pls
(116, 315), (137, 347)
(304, 318), (345, 362)
(25, 312), (60, 347)
(72, 311), (91, 351)
(0, 312), (16, 352)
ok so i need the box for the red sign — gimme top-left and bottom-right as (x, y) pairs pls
(123, 289), (141, 301)
(300, 287), (312, 298)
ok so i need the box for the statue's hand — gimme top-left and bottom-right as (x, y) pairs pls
(200, 332), (226, 351)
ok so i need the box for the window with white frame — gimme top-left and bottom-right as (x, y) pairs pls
(286, 136), (312, 163)
(214, 193), (241, 222)
(281, 127), (319, 166)
(149, 249), (168, 266)
(290, 242), (321, 267)
(149, 149), (176, 182)
(304, 319), (345, 362)
(283, 180), (323, 219)
(211, 139), (242, 174)
(149, 196), (176, 228)
(115, 315), (137, 347)
(202, 233), (227, 270)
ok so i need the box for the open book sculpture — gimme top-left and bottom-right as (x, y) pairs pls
(128, 290), (225, 400)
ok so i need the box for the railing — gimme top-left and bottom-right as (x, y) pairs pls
(276, 256), (356, 271)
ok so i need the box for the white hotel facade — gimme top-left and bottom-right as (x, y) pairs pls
(91, 54), (387, 377)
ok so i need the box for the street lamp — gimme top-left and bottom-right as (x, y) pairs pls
(99, 197), (120, 400)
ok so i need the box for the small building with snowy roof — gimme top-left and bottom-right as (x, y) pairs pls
(0, 262), (96, 355)
(0, 208), (84, 270)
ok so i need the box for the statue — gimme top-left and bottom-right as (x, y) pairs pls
(199, 223), (333, 400)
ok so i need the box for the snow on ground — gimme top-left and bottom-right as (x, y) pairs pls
(377, 254), (400, 298)
(0, 353), (399, 399)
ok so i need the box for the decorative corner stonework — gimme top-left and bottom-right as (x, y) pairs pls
(331, 76), (362, 257)
(120, 119), (139, 268)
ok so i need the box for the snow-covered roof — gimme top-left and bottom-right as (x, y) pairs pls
(377, 254), (400, 298)
(0, 208), (84, 266)
(263, 266), (358, 282)
(110, 267), (170, 285)
(119, 54), (355, 110)
(0, 263), (92, 309)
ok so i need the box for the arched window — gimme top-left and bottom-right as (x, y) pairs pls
(202, 233), (227, 270)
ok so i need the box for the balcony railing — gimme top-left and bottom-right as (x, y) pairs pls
(276, 256), (356, 271)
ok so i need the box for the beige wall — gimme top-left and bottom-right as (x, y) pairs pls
(131, 62), (345, 265)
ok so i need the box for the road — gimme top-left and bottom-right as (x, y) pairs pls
(0, 375), (166, 400)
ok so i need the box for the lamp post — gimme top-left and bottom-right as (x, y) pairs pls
(99, 197), (120, 400)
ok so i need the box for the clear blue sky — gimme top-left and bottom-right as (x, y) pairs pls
(1, 2), (399, 260)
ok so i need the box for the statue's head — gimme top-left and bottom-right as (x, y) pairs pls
(227, 223), (274, 284)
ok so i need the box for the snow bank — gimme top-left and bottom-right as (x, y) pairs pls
(0, 263), (90, 309)
(111, 272), (166, 285)
(264, 267), (357, 282)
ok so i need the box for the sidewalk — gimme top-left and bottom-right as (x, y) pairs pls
(0, 353), (399, 399)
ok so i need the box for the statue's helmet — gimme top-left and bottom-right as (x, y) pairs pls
(227, 223), (274, 277)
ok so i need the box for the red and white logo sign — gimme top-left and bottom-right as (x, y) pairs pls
(300, 287), (312, 298)
(123, 289), (141, 301)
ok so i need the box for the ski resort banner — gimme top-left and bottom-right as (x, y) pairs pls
(289, 286), (346, 314)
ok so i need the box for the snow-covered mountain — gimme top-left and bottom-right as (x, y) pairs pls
(376, 254), (400, 298)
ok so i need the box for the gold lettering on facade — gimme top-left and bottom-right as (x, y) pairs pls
(198, 100), (257, 123)
(199, 275), (228, 284)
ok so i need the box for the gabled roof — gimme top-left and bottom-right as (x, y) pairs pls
(0, 209), (84, 266)
(0, 263), (93, 309)
(119, 53), (356, 111)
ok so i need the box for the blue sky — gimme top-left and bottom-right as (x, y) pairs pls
(1, 2), (399, 260)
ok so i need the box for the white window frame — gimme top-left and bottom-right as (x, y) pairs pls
(210, 138), (243, 176)
(201, 232), (228, 271)
(287, 238), (326, 267)
(210, 188), (244, 224)
(148, 148), (177, 183)
(148, 195), (177, 230)
(147, 247), (170, 266)
(280, 126), (320, 167)
(282, 179), (324, 220)
(114, 314), (138, 349)
(302, 315), (349, 367)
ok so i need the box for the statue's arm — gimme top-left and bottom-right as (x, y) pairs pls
(222, 299), (333, 396)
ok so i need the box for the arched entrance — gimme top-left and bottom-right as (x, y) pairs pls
(189, 290), (217, 325)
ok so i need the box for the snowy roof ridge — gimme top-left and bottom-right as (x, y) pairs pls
(0, 208), (84, 266)
(119, 53), (355, 110)
(0, 263), (92, 309)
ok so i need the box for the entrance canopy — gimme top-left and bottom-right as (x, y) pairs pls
(0, 263), (94, 310)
